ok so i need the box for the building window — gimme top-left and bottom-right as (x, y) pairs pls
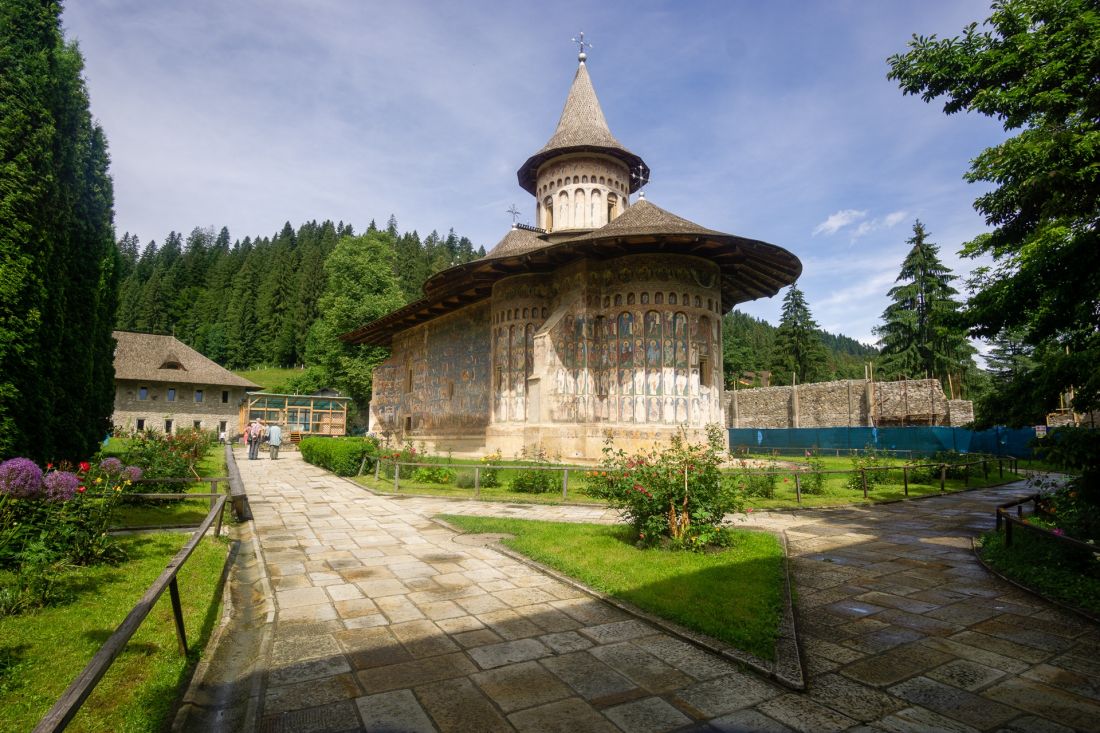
(219, 420), (227, 433)
(167, 388), (176, 402)
(700, 358), (711, 388)
(193, 420), (202, 429)
(404, 416), (412, 432)
(221, 390), (229, 404)
(194, 389), (204, 403)
(138, 386), (149, 401)
(405, 368), (413, 393)
(165, 419), (174, 434)
(136, 418), (145, 431)
(447, 381), (455, 400)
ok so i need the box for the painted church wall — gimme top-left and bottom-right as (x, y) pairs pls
(368, 301), (491, 439)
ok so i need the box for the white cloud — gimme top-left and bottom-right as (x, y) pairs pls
(883, 210), (908, 228)
(813, 209), (867, 236)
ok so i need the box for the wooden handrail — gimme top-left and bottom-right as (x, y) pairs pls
(33, 494), (227, 733)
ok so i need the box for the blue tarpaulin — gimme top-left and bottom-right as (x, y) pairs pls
(727, 426), (1037, 457)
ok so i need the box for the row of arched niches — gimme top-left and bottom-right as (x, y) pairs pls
(490, 306), (723, 425)
(535, 158), (631, 231)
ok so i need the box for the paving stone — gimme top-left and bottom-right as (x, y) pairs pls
(603, 696), (692, 733)
(757, 692), (858, 732)
(842, 626), (925, 655)
(705, 708), (794, 732)
(873, 705), (980, 733)
(994, 714), (1076, 733)
(472, 660), (572, 713)
(263, 672), (361, 716)
(414, 676), (511, 733)
(631, 634), (738, 680)
(541, 651), (637, 701)
(467, 637), (551, 669)
(385, 619), (457, 658)
(494, 586), (559, 607)
(588, 641), (693, 694)
(806, 673), (904, 722)
(355, 577), (409, 597)
(578, 620), (654, 645)
(374, 594), (426, 623)
(550, 597), (630, 625)
(947, 630), (1051, 664)
(258, 699), (363, 733)
(982, 676), (1100, 731)
(539, 630), (593, 654)
(852, 591), (940, 614)
(433, 614), (485, 634)
(416, 599), (467, 620)
(269, 655), (352, 688)
(456, 593), (511, 614)
(970, 616), (1079, 652)
(925, 600), (1002, 626)
(334, 626), (413, 670)
(270, 633), (343, 666)
(840, 642), (954, 688)
(513, 603), (583, 633)
(357, 652), (478, 694)
(672, 672), (780, 717)
(277, 603), (339, 625)
(888, 676), (1018, 729)
(872, 608), (961, 637)
(332, 597), (378, 619)
(453, 628), (505, 649)
(355, 689), (436, 733)
(341, 613), (389, 630)
(325, 583), (363, 602)
(507, 697), (619, 733)
(918, 637), (1031, 674)
(926, 658), (1007, 691)
(479, 608), (544, 640)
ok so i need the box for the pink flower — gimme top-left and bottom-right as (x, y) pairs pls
(79, 461), (91, 473)
(746, 507), (754, 513)
(1052, 528), (1065, 536)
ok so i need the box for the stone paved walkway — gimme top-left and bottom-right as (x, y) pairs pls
(223, 449), (1100, 732)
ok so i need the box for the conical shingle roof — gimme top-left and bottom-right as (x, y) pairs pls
(483, 225), (545, 260)
(517, 62), (648, 195)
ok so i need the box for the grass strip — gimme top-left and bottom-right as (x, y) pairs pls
(0, 533), (228, 732)
(977, 529), (1100, 616)
(438, 515), (784, 660)
(111, 445), (231, 529)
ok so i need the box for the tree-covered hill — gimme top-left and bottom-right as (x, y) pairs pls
(723, 309), (878, 388)
(114, 217), (484, 370)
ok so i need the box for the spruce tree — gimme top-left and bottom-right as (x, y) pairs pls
(770, 285), (828, 384)
(0, 1), (118, 460)
(874, 221), (974, 387)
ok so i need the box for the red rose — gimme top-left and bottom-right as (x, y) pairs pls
(77, 485), (86, 493)
(79, 461), (90, 473)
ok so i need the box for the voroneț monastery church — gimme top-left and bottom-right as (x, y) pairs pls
(344, 47), (801, 459)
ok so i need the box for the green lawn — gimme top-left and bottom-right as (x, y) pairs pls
(438, 515), (785, 660)
(233, 366), (307, 392)
(111, 444), (231, 529)
(0, 533), (228, 732)
(978, 527), (1100, 616)
(354, 457), (1022, 511)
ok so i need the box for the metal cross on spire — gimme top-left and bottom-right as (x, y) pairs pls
(572, 32), (592, 62)
(507, 204), (521, 226)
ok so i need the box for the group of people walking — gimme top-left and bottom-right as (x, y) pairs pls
(245, 418), (283, 460)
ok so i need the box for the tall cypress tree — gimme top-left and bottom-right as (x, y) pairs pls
(0, 1), (117, 461)
(770, 285), (828, 384)
(874, 221), (974, 387)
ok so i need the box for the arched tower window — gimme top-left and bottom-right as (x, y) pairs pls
(558, 191), (570, 229)
(574, 189), (586, 228)
(543, 196), (554, 230)
(591, 190), (603, 227)
(607, 193), (618, 222)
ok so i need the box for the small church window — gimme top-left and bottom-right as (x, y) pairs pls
(669, 293), (677, 305)
(405, 416), (412, 432)
(136, 418), (145, 431)
(582, 175), (588, 183)
(139, 386), (149, 401)
(641, 292), (649, 305)
(694, 296), (702, 308)
(541, 307), (548, 318)
(603, 296), (610, 308)
(699, 358), (711, 388)
(222, 390), (229, 403)
(627, 293), (635, 305)
(447, 381), (455, 400)
(405, 368), (413, 393)
(654, 292), (663, 305)
(614, 294), (622, 306)
(522, 307), (529, 319)
(707, 298), (713, 311)
(167, 388), (176, 402)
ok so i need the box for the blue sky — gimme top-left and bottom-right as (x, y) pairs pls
(62, 0), (1008, 347)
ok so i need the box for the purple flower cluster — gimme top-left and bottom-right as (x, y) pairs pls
(0, 458), (44, 498)
(43, 471), (80, 501)
(124, 465), (143, 482)
(98, 457), (124, 475)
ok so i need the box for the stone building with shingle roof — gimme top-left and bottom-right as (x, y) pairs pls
(112, 330), (261, 438)
(343, 51), (801, 459)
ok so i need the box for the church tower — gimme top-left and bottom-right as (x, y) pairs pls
(517, 47), (648, 236)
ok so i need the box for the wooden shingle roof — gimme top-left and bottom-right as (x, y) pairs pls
(112, 331), (261, 389)
(517, 62), (648, 195)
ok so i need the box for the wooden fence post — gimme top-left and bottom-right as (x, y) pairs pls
(794, 474), (801, 505)
(939, 464), (946, 493)
(1005, 517), (1014, 547)
(562, 469), (569, 500)
(208, 480), (218, 511)
(474, 466), (481, 499)
(964, 463), (970, 487)
(998, 459), (1003, 479)
(375, 459), (381, 481)
(903, 466), (908, 497)
(861, 468), (868, 499)
(394, 463), (400, 492)
(168, 577), (187, 655)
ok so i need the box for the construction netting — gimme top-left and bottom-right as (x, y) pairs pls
(727, 426), (1038, 458)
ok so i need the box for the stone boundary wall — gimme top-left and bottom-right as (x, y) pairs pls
(725, 378), (973, 428)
